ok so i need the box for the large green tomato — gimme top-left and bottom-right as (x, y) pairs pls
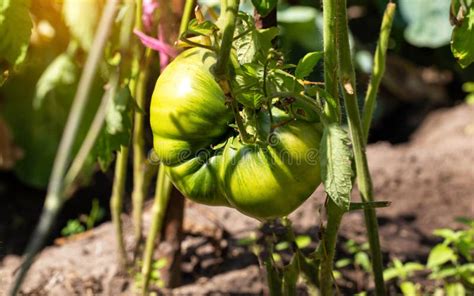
(221, 109), (322, 219)
(150, 47), (322, 219)
(150, 47), (233, 166)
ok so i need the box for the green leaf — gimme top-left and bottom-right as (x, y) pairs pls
(275, 241), (290, 251)
(355, 252), (371, 273)
(63, 0), (103, 51)
(320, 124), (353, 211)
(234, 13), (278, 64)
(383, 267), (400, 281)
(92, 86), (132, 171)
(33, 53), (78, 109)
(232, 63), (264, 108)
(399, 0), (452, 48)
(335, 258), (352, 268)
(251, 0), (277, 17)
(295, 51), (323, 79)
(451, 4), (474, 67)
(433, 228), (458, 242)
(403, 262), (425, 274)
(295, 235), (311, 249)
(257, 27), (279, 59)
(234, 13), (259, 64)
(187, 19), (218, 36)
(429, 266), (458, 280)
(427, 244), (457, 269)
(0, 0), (33, 68)
(400, 281), (419, 296)
(445, 282), (466, 296)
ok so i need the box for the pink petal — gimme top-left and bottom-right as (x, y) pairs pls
(134, 29), (177, 58)
(158, 25), (171, 70)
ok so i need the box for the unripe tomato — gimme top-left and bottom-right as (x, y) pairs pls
(221, 109), (322, 219)
(150, 47), (233, 166)
(150, 47), (322, 219)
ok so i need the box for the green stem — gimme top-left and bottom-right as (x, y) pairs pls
(64, 72), (119, 191)
(362, 3), (396, 144)
(130, 0), (151, 250)
(334, 0), (385, 294)
(323, 0), (341, 123)
(179, 0), (195, 36)
(215, 0), (252, 143)
(131, 49), (153, 251)
(319, 200), (344, 295)
(110, 146), (130, 269)
(9, 1), (120, 295)
(215, 0), (238, 78)
(140, 165), (172, 295)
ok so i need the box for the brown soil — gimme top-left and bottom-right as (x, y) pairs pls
(1, 104), (473, 295)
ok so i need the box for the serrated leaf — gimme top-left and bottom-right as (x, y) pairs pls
(92, 86), (132, 171)
(33, 53), (78, 109)
(251, 0), (277, 17)
(232, 63), (264, 108)
(257, 27), (279, 59)
(187, 19), (218, 36)
(427, 244), (457, 269)
(0, 0), (33, 68)
(320, 124), (353, 211)
(295, 51), (323, 79)
(451, 4), (474, 67)
(234, 13), (278, 64)
(63, 0), (103, 51)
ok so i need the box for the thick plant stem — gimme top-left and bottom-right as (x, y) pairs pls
(322, 0), (341, 123)
(362, 3), (396, 144)
(140, 165), (172, 295)
(9, 1), (119, 295)
(319, 1), (344, 293)
(215, 0), (252, 143)
(110, 146), (130, 269)
(215, 0), (238, 78)
(334, 0), (386, 294)
(319, 200), (344, 295)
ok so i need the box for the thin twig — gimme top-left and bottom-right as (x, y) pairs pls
(140, 166), (172, 295)
(64, 74), (119, 191)
(110, 146), (130, 269)
(362, 3), (396, 144)
(130, 0), (154, 253)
